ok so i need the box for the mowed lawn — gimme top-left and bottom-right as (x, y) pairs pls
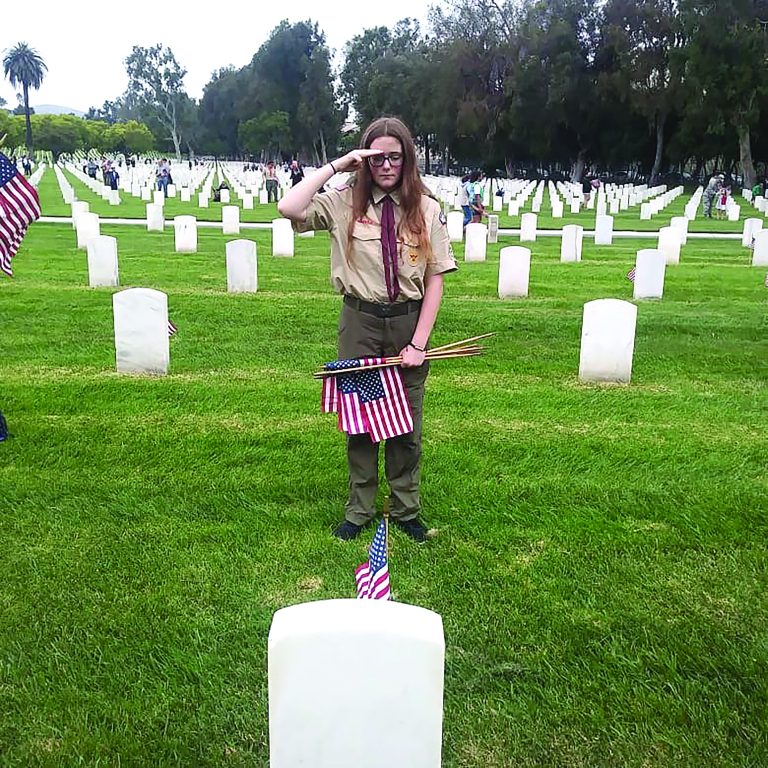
(0, 221), (766, 767)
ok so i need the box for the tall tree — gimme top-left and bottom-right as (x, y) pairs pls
(2, 42), (47, 152)
(602, 0), (685, 184)
(199, 67), (242, 156)
(123, 44), (188, 159)
(242, 21), (342, 160)
(681, 0), (767, 187)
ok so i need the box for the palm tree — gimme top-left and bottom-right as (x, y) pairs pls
(2, 43), (47, 152)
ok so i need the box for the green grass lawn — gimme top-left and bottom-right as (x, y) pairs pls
(38, 166), (766, 235)
(1, 224), (766, 767)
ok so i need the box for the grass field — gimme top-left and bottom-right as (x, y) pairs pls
(1, 221), (766, 767)
(40, 166), (766, 235)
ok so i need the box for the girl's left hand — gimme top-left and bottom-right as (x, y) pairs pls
(400, 344), (426, 367)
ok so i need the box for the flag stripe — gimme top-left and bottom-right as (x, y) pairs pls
(355, 520), (391, 600)
(0, 152), (41, 278)
(321, 355), (413, 443)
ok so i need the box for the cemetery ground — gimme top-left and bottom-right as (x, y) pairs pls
(1, 222), (766, 767)
(40, 168), (762, 235)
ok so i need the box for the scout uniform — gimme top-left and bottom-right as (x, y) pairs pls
(294, 185), (457, 525)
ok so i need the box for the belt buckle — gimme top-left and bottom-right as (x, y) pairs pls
(379, 303), (394, 317)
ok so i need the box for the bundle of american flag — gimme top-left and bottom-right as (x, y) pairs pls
(316, 334), (491, 442)
(355, 519), (391, 600)
(0, 152), (41, 278)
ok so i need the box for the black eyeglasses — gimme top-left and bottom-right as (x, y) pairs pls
(368, 153), (404, 167)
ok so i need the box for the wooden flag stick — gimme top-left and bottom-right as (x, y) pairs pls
(428, 332), (496, 354)
(312, 347), (485, 378)
(383, 497), (390, 559)
(0, 134), (6, 149)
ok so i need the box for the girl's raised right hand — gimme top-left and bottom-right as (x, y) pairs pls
(333, 149), (383, 173)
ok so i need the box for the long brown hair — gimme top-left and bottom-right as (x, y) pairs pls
(346, 116), (432, 262)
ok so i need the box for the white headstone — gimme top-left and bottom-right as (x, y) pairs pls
(633, 249), (666, 300)
(594, 214), (614, 246)
(492, 193), (503, 212)
(487, 214), (499, 244)
(657, 226), (681, 265)
(272, 219), (294, 257)
(71, 200), (89, 230)
(465, 223), (487, 261)
(86, 235), (119, 287)
(113, 288), (169, 375)
(222, 205), (240, 235)
(242, 193), (254, 210)
(146, 203), (164, 232)
(180, 188), (191, 203)
(76, 212), (100, 249)
(560, 224), (583, 263)
(174, 216), (198, 253)
(268, 599), (444, 768)
(578, 299), (637, 383)
(141, 187), (152, 201)
(446, 211), (464, 242)
(640, 203), (652, 220)
(570, 198), (581, 214)
(153, 189), (165, 207)
(226, 239), (258, 293)
(742, 218), (763, 248)
(727, 204), (740, 222)
(498, 246), (531, 298)
(752, 229), (768, 266)
(219, 188), (230, 204)
(520, 213), (537, 242)
(670, 216), (689, 245)
(259, 189), (269, 205)
(166, 184), (177, 198)
(198, 192), (209, 208)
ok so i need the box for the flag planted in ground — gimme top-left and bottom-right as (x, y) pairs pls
(321, 357), (413, 443)
(168, 320), (178, 337)
(0, 152), (41, 277)
(355, 520), (391, 600)
(627, 267), (636, 283)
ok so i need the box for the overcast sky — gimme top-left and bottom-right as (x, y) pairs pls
(1, 0), (439, 112)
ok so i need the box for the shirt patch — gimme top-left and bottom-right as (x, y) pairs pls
(438, 211), (447, 226)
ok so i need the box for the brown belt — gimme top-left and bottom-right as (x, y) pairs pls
(343, 295), (422, 318)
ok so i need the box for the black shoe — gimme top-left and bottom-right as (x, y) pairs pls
(333, 520), (365, 540)
(394, 517), (428, 542)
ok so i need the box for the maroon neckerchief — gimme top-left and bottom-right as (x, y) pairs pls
(380, 195), (400, 302)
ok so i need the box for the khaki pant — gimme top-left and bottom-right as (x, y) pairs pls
(338, 302), (429, 524)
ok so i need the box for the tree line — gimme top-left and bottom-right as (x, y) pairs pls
(4, 0), (768, 185)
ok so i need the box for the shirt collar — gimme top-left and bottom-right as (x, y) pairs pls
(371, 186), (402, 206)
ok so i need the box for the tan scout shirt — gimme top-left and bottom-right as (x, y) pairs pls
(293, 185), (457, 303)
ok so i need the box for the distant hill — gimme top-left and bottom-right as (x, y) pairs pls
(33, 104), (85, 117)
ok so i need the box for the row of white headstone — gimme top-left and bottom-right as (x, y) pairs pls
(70, 201), (305, 254)
(453, 218), (686, 260)
(111, 286), (641, 381)
(89, 237), (261, 292)
(496, 245), (666, 300)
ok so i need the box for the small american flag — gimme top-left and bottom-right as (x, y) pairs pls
(764, 272), (768, 288)
(626, 267), (636, 283)
(355, 520), (391, 600)
(321, 358), (413, 443)
(168, 320), (178, 336)
(0, 152), (41, 277)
